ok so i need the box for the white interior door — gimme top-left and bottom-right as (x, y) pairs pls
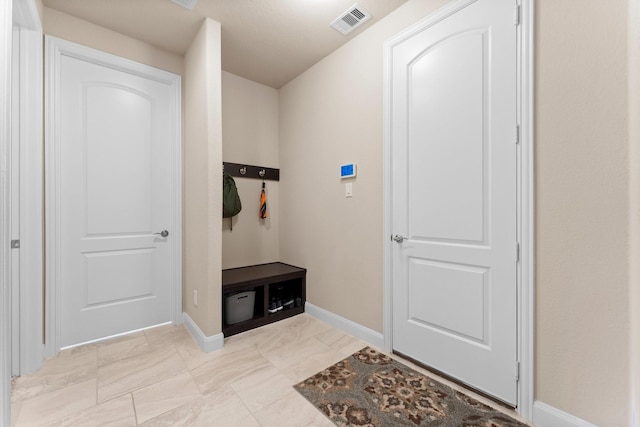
(390, 0), (518, 405)
(48, 37), (181, 349)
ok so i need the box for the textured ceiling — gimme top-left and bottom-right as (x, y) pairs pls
(42, 0), (408, 88)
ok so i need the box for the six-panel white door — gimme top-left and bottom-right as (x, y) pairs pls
(390, 0), (518, 405)
(53, 39), (181, 348)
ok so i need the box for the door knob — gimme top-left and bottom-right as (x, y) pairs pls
(392, 234), (407, 243)
(154, 230), (169, 238)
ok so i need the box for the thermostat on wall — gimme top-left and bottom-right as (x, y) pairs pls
(340, 163), (357, 179)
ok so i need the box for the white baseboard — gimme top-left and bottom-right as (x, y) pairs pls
(305, 302), (385, 349)
(183, 313), (224, 353)
(533, 401), (600, 427)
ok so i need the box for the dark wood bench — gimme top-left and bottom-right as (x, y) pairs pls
(222, 262), (306, 337)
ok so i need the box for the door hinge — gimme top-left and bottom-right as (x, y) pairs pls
(515, 124), (520, 144)
(514, 4), (521, 26)
(515, 242), (520, 262)
(514, 361), (520, 381)
(10, 240), (20, 249)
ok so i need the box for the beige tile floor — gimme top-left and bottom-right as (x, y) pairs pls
(10, 313), (531, 426)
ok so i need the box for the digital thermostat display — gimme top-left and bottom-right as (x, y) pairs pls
(340, 163), (357, 178)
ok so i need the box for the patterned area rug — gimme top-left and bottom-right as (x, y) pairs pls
(294, 347), (528, 427)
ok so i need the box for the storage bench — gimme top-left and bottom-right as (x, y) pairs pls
(222, 262), (306, 337)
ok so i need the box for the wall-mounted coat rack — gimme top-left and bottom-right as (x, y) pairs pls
(223, 162), (280, 181)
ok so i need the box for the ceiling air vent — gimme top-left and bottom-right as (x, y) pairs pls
(170, 0), (198, 11)
(330, 3), (372, 35)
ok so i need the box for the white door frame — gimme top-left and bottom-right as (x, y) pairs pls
(1, 0), (13, 424)
(2, 0), (42, 421)
(12, 0), (43, 376)
(45, 37), (183, 356)
(382, 0), (535, 419)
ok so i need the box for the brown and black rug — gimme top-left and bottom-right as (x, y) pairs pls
(294, 347), (528, 427)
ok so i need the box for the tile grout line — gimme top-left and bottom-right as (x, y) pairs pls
(176, 339), (207, 399)
(99, 344), (186, 405)
(131, 392), (139, 426)
(115, 330), (198, 425)
(15, 378), (99, 427)
(228, 384), (264, 426)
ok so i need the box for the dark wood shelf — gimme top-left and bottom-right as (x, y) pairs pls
(222, 262), (306, 337)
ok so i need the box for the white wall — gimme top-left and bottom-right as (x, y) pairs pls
(279, 0), (449, 334)
(222, 71), (280, 269)
(535, 1), (630, 425)
(42, 7), (182, 76)
(183, 18), (223, 337)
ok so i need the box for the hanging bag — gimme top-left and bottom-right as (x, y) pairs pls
(223, 172), (242, 221)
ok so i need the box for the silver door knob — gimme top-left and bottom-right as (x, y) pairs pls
(392, 234), (407, 243)
(154, 230), (169, 238)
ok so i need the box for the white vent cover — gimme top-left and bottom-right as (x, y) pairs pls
(330, 3), (371, 35)
(170, 0), (197, 10)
